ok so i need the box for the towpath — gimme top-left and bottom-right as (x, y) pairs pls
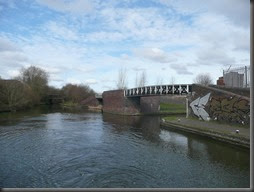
(161, 116), (250, 148)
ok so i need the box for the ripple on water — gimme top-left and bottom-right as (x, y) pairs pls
(82, 165), (159, 188)
(0, 111), (250, 188)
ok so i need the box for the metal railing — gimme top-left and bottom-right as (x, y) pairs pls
(124, 84), (192, 97)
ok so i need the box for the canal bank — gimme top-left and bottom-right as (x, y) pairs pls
(161, 117), (250, 149)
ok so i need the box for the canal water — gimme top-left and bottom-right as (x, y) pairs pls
(0, 106), (250, 188)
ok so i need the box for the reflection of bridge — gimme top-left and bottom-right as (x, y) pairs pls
(124, 84), (192, 97)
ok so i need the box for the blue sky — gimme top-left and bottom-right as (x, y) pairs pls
(0, 0), (250, 93)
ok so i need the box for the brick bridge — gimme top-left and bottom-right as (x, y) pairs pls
(102, 84), (192, 115)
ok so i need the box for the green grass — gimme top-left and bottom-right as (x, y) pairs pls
(160, 103), (185, 113)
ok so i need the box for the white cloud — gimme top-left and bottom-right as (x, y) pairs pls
(196, 48), (235, 66)
(134, 48), (177, 63)
(7, 69), (19, 77)
(84, 79), (98, 85)
(37, 0), (94, 14)
(0, 37), (20, 52)
(132, 67), (146, 72)
(102, 85), (114, 91)
(40, 66), (62, 74)
(1, 0), (249, 92)
(45, 21), (79, 41)
(99, 7), (184, 43)
(66, 78), (81, 85)
(84, 31), (125, 42)
(159, 0), (250, 27)
(19, 38), (91, 72)
(205, 0), (249, 27)
(0, 37), (29, 69)
(50, 76), (63, 82)
(120, 54), (130, 60)
(231, 29), (250, 51)
(170, 64), (193, 75)
(0, 51), (28, 65)
(0, 0), (17, 12)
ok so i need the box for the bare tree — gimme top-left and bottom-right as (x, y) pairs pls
(156, 76), (164, 85)
(17, 66), (49, 102)
(138, 71), (147, 87)
(135, 71), (147, 87)
(193, 73), (213, 86)
(116, 67), (128, 89)
(171, 76), (175, 85)
(135, 72), (139, 87)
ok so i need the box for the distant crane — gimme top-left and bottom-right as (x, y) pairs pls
(223, 65), (231, 75)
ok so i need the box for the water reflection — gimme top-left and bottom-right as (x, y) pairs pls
(102, 113), (250, 177)
(0, 105), (92, 126)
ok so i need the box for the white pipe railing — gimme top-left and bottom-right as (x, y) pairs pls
(124, 84), (192, 97)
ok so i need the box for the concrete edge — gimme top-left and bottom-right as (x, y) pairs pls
(161, 121), (250, 149)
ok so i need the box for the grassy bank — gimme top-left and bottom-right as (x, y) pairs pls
(160, 103), (185, 113)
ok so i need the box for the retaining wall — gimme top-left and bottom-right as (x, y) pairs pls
(188, 84), (250, 125)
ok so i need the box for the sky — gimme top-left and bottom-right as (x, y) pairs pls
(0, 0), (250, 93)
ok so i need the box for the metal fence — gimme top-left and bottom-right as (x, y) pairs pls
(223, 66), (250, 88)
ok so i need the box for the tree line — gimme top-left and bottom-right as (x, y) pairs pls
(0, 66), (95, 112)
(0, 65), (213, 112)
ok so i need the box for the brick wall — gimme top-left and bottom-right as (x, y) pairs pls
(102, 90), (140, 115)
(81, 95), (100, 107)
(216, 76), (225, 86)
(140, 96), (160, 113)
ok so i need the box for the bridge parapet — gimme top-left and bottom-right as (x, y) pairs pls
(124, 84), (192, 97)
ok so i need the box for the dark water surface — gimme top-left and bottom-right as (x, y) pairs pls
(0, 106), (250, 188)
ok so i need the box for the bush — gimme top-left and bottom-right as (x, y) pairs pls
(61, 84), (95, 103)
(0, 80), (34, 111)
